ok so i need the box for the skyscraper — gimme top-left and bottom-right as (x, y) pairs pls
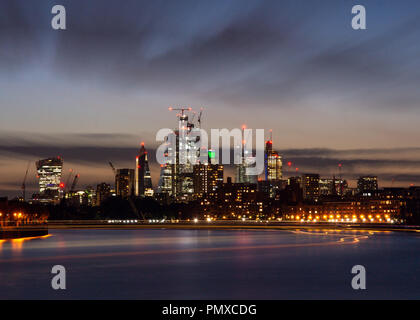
(264, 139), (282, 182)
(36, 156), (63, 202)
(157, 108), (201, 199)
(135, 143), (153, 197)
(157, 163), (173, 195)
(115, 168), (135, 198)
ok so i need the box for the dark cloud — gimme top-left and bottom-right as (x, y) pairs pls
(2, 0), (420, 110)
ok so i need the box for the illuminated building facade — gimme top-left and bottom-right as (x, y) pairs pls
(319, 178), (334, 196)
(302, 173), (320, 202)
(157, 163), (173, 195)
(135, 143), (153, 197)
(67, 186), (95, 207)
(264, 140), (282, 181)
(261, 139), (283, 198)
(200, 177), (273, 219)
(358, 176), (378, 195)
(284, 199), (401, 223)
(36, 157), (64, 203)
(115, 169), (135, 198)
(319, 178), (348, 196)
(193, 158), (224, 197)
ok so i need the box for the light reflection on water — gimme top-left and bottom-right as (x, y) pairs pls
(0, 229), (419, 299)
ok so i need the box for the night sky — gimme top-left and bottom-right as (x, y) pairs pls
(1, 0), (420, 196)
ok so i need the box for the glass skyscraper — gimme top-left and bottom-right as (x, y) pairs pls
(36, 156), (64, 202)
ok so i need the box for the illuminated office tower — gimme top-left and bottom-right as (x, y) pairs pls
(36, 157), (63, 202)
(264, 139), (282, 182)
(115, 168), (135, 198)
(135, 143), (153, 197)
(157, 163), (174, 195)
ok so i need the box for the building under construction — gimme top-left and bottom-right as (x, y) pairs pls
(157, 107), (205, 200)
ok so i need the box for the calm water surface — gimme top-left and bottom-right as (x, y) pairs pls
(0, 228), (419, 299)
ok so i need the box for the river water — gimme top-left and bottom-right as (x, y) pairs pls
(0, 228), (419, 299)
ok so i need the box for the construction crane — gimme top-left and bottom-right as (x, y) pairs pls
(168, 106), (192, 117)
(197, 108), (204, 128)
(109, 161), (116, 174)
(21, 161), (31, 202)
(70, 174), (80, 193)
(64, 169), (74, 192)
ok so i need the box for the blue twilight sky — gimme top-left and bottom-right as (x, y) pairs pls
(1, 0), (420, 196)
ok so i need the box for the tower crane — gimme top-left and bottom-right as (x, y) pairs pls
(64, 169), (74, 192)
(70, 174), (80, 193)
(197, 108), (204, 128)
(109, 161), (116, 174)
(168, 106), (192, 117)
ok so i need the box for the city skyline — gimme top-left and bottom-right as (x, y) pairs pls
(2, 0), (420, 196)
(2, 1), (420, 302)
(1, 125), (420, 198)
